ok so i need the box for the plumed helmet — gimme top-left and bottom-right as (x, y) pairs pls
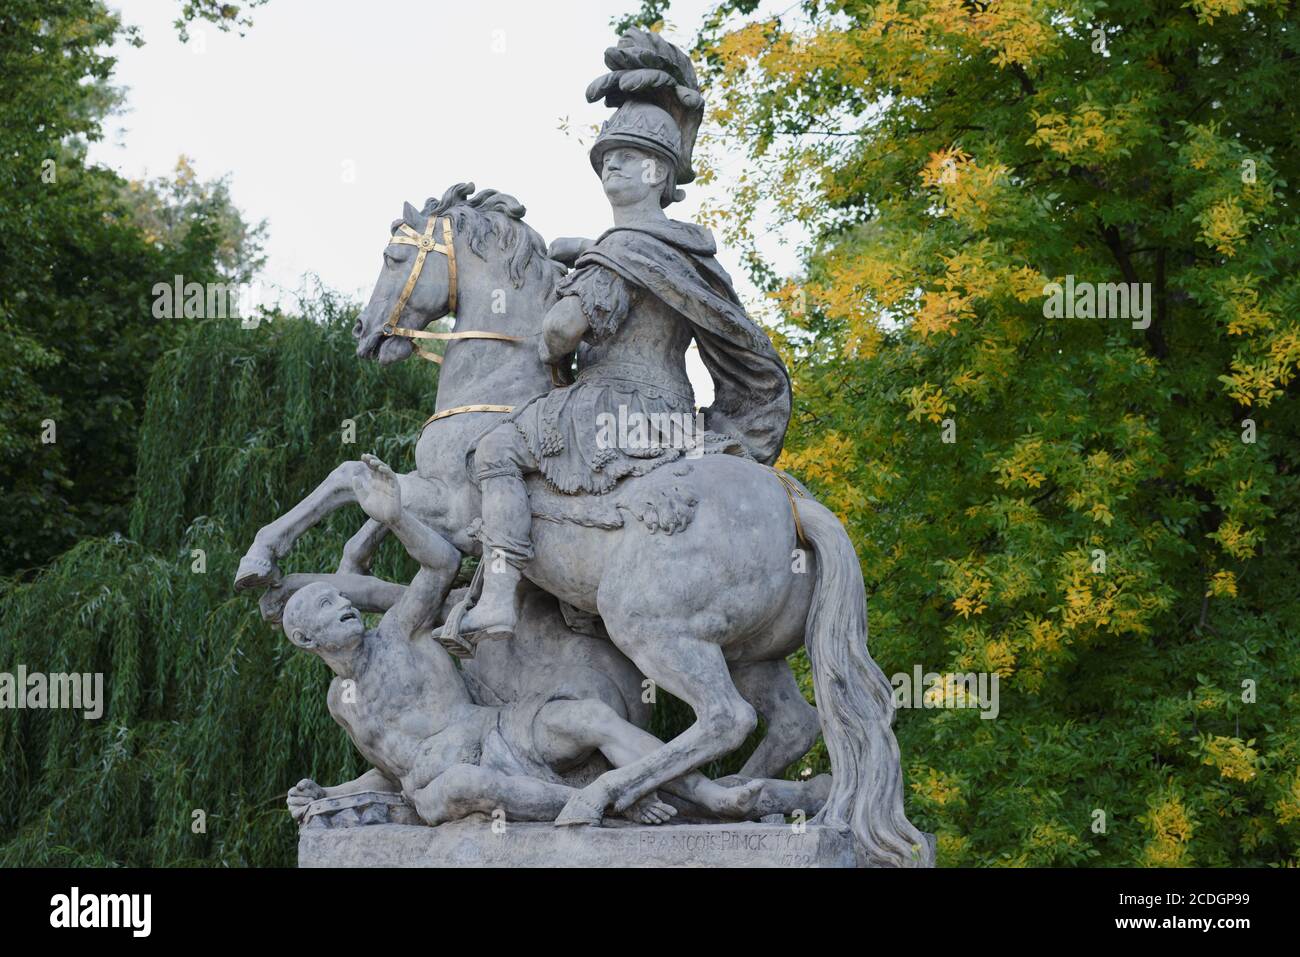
(585, 28), (705, 201)
(589, 100), (683, 181)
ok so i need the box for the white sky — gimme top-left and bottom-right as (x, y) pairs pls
(91, 0), (805, 402)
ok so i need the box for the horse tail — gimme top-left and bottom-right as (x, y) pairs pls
(799, 499), (934, 867)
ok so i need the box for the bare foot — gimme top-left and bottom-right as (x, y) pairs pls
(714, 779), (764, 819)
(622, 793), (677, 826)
(555, 784), (608, 826)
(716, 773), (832, 818)
(286, 778), (325, 823)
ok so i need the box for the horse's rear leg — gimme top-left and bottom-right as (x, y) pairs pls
(336, 518), (388, 576)
(234, 460), (370, 588)
(730, 658), (821, 779)
(555, 632), (756, 824)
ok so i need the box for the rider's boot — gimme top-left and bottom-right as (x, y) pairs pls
(456, 561), (522, 643)
(454, 472), (532, 641)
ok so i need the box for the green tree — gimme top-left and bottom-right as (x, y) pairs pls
(0, 1), (265, 575)
(689, 0), (1300, 865)
(0, 302), (434, 865)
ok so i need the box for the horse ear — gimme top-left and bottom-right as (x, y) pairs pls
(402, 201), (420, 227)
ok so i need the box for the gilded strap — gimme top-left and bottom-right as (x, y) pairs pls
(383, 215), (452, 339)
(422, 404), (515, 429)
(769, 467), (808, 547)
(396, 329), (528, 365)
(382, 215), (524, 364)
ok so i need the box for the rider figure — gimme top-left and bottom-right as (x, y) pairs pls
(450, 67), (792, 643)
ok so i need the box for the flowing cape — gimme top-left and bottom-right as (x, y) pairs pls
(574, 219), (791, 465)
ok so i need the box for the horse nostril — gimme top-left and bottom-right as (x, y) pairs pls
(351, 319), (363, 339)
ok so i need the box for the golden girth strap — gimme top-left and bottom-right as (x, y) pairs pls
(422, 404), (515, 430)
(769, 466), (809, 547)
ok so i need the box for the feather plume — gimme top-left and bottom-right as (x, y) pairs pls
(585, 28), (704, 185)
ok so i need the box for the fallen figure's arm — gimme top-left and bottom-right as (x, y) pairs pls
(260, 572), (405, 623)
(286, 768), (401, 823)
(259, 451), (462, 625)
(350, 453), (460, 638)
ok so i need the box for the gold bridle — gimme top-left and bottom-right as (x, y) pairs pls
(382, 213), (524, 428)
(382, 214), (526, 365)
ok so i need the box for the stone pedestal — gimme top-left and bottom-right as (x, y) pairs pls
(298, 819), (862, 868)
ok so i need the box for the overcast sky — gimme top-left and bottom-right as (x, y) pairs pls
(90, 0), (806, 402)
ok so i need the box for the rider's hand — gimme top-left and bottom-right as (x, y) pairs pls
(547, 236), (592, 267)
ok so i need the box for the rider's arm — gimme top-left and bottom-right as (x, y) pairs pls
(540, 295), (589, 365)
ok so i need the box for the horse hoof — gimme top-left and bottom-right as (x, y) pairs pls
(258, 584), (290, 623)
(555, 792), (605, 827)
(234, 551), (280, 590)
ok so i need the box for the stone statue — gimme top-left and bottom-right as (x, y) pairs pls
(452, 31), (788, 643)
(283, 454), (809, 828)
(236, 29), (933, 867)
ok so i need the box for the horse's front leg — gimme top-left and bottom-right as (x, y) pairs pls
(234, 459), (372, 589)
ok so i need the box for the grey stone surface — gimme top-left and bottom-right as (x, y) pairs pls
(299, 820), (861, 869)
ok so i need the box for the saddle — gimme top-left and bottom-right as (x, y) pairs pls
(526, 461), (701, 536)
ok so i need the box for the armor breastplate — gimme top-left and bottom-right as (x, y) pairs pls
(574, 358), (693, 405)
(577, 289), (695, 405)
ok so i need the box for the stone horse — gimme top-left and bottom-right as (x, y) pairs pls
(236, 183), (931, 867)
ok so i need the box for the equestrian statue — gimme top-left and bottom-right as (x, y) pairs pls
(235, 28), (932, 868)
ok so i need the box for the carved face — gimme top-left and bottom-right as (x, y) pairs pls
(283, 582), (365, 655)
(600, 146), (668, 207)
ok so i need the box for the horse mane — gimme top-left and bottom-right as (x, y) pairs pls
(419, 183), (564, 293)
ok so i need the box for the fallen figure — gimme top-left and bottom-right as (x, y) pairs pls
(284, 454), (819, 828)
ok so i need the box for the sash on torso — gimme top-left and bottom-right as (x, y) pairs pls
(573, 219), (792, 466)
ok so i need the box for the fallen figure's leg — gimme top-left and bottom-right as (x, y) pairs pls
(534, 699), (766, 826)
(408, 764), (676, 826)
(715, 772), (833, 819)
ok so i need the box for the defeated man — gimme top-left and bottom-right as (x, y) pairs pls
(283, 454), (816, 827)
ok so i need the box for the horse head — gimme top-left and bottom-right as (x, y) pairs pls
(354, 182), (563, 370)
